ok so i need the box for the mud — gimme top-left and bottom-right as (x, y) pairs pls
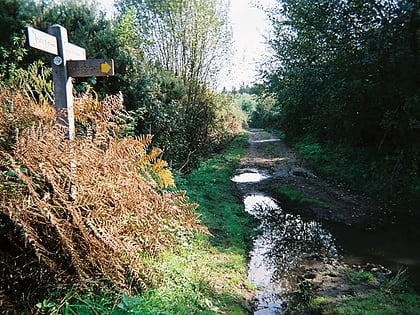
(237, 129), (387, 227)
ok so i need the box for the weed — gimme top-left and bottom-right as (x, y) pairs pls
(341, 267), (376, 284)
(384, 268), (409, 292)
(316, 268), (420, 314)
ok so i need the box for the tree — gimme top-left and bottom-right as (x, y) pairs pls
(265, 0), (420, 147)
(116, 0), (235, 168)
(261, 0), (420, 205)
(118, 0), (231, 88)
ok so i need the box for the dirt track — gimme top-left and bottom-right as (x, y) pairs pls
(239, 129), (386, 226)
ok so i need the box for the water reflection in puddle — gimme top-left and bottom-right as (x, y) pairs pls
(244, 194), (338, 314)
(251, 139), (281, 143)
(231, 170), (269, 183)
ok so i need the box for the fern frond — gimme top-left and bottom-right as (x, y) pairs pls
(0, 87), (203, 294)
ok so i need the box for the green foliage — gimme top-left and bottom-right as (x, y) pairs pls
(116, 0), (238, 169)
(341, 268), (376, 285)
(261, 0), (420, 208)
(330, 292), (420, 315)
(309, 269), (420, 314)
(231, 93), (257, 123)
(177, 133), (257, 251)
(119, 0), (231, 85)
(0, 0), (125, 97)
(34, 286), (121, 315)
(0, 0), (38, 79)
(293, 136), (420, 206)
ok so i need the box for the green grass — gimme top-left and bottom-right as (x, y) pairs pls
(341, 267), (376, 284)
(36, 133), (256, 314)
(177, 133), (257, 253)
(265, 128), (286, 140)
(267, 183), (332, 209)
(327, 292), (420, 315)
(309, 269), (420, 315)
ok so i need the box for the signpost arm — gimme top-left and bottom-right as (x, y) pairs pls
(47, 24), (75, 141)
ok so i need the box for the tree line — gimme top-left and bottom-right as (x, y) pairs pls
(253, 0), (419, 207)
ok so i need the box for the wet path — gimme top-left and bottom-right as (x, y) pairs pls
(232, 129), (420, 314)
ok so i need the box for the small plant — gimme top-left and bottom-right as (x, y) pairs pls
(314, 267), (420, 314)
(286, 279), (318, 313)
(341, 267), (376, 284)
(384, 268), (408, 292)
(310, 296), (334, 312)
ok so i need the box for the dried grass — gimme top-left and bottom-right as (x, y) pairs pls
(0, 87), (205, 294)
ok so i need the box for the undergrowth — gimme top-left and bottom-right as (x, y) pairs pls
(266, 183), (331, 209)
(0, 77), (204, 312)
(293, 136), (420, 211)
(310, 269), (420, 314)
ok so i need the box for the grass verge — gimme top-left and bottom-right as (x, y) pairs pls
(293, 136), (420, 210)
(34, 133), (256, 314)
(309, 269), (420, 314)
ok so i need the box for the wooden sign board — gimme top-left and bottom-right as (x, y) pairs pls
(64, 42), (86, 60)
(67, 59), (115, 77)
(26, 26), (86, 61)
(25, 24), (115, 144)
(25, 26), (58, 55)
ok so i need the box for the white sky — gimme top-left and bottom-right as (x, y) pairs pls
(94, 0), (275, 91)
(224, 0), (275, 90)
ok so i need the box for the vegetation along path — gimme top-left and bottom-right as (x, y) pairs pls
(234, 129), (420, 314)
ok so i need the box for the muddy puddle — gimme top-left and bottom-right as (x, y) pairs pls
(233, 169), (420, 313)
(231, 169), (270, 183)
(243, 192), (338, 313)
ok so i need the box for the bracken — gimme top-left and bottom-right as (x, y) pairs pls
(0, 86), (206, 310)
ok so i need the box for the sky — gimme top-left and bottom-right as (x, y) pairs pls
(224, 0), (276, 90)
(94, 0), (275, 90)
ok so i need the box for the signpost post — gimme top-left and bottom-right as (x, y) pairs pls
(25, 24), (115, 140)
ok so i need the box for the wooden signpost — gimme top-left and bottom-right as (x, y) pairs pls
(25, 24), (115, 140)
